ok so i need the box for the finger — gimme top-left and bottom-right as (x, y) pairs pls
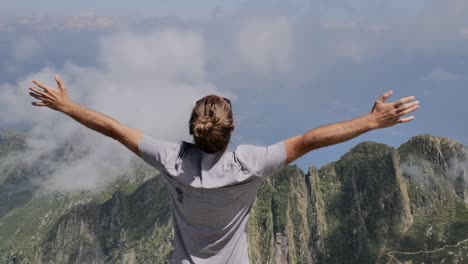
(378, 90), (393, 103)
(398, 116), (415, 123)
(32, 80), (50, 92)
(55, 74), (65, 90)
(29, 93), (51, 103)
(29, 87), (47, 96)
(29, 90), (52, 101)
(392, 96), (416, 108)
(32, 101), (49, 107)
(398, 104), (419, 116)
(29, 92), (43, 99)
(396, 101), (419, 114)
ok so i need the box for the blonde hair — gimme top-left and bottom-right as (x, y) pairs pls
(189, 95), (234, 153)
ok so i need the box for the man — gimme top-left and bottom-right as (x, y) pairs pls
(29, 75), (419, 263)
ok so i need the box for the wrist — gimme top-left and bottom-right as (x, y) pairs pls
(59, 100), (77, 114)
(362, 113), (380, 130)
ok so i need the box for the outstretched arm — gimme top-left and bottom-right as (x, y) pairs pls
(284, 90), (420, 164)
(29, 75), (143, 155)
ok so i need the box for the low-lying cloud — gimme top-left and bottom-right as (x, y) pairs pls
(401, 146), (468, 197)
(1, 29), (220, 192)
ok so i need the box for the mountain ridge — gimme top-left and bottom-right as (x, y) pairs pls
(1, 132), (467, 263)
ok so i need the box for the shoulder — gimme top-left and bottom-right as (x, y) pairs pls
(234, 144), (267, 159)
(234, 141), (286, 159)
(137, 135), (186, 170)
(233, 141), (287, 177)
(138, 135), (181, 156)
(232, 144), (269, 175)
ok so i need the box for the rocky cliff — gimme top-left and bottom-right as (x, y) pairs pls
(1, 133), (467, 263)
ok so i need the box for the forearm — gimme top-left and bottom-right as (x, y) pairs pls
(285, 113), (378, 162)
(301, 113), (377, 151)
(61, 101), (122, 140)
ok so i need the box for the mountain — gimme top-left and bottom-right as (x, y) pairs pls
(1, 132), (467, 263)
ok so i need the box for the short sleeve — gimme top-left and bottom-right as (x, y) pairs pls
(234, 140), (287, 178)
(138, 134), (181, 174)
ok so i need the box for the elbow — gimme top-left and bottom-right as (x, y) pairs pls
(105, 123), (123, 141)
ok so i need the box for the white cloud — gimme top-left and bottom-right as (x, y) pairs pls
(423, 67), (466, 81)
(3, 36), (42, 73)
(462, 28), (468, 40)
(12, 36), (41, 62)
(233, 16), (293, 75)
(99, 30), (206, 83)
(0, 28), (221, 192)
(64, 11), (113, 31)
(448, 147), (468, 177)
(0, 19), (13, 32)
(401, 160), (430, 188)
(0, 12), (115, 32)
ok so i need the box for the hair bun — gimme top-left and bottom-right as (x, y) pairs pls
(189, 95), (234, 153)
(193, 116), (215, 137)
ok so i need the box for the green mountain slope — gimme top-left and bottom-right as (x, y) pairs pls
(1, 132), (467, 263)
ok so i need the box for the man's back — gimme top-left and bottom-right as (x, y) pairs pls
(138, 134), (287, 263)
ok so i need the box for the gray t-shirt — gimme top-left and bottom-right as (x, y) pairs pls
(138, 134), (287, 264)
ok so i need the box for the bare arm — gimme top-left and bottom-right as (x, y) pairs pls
(284, 90), (420, 164)
(29, 75), (143, 155)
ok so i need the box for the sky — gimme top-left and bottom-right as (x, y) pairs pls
(0, 0), (467, 192)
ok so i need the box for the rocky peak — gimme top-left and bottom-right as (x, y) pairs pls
(399, 134), (465, 173)
(398, 134), (467, 211)
(309, 139), (413, 263)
